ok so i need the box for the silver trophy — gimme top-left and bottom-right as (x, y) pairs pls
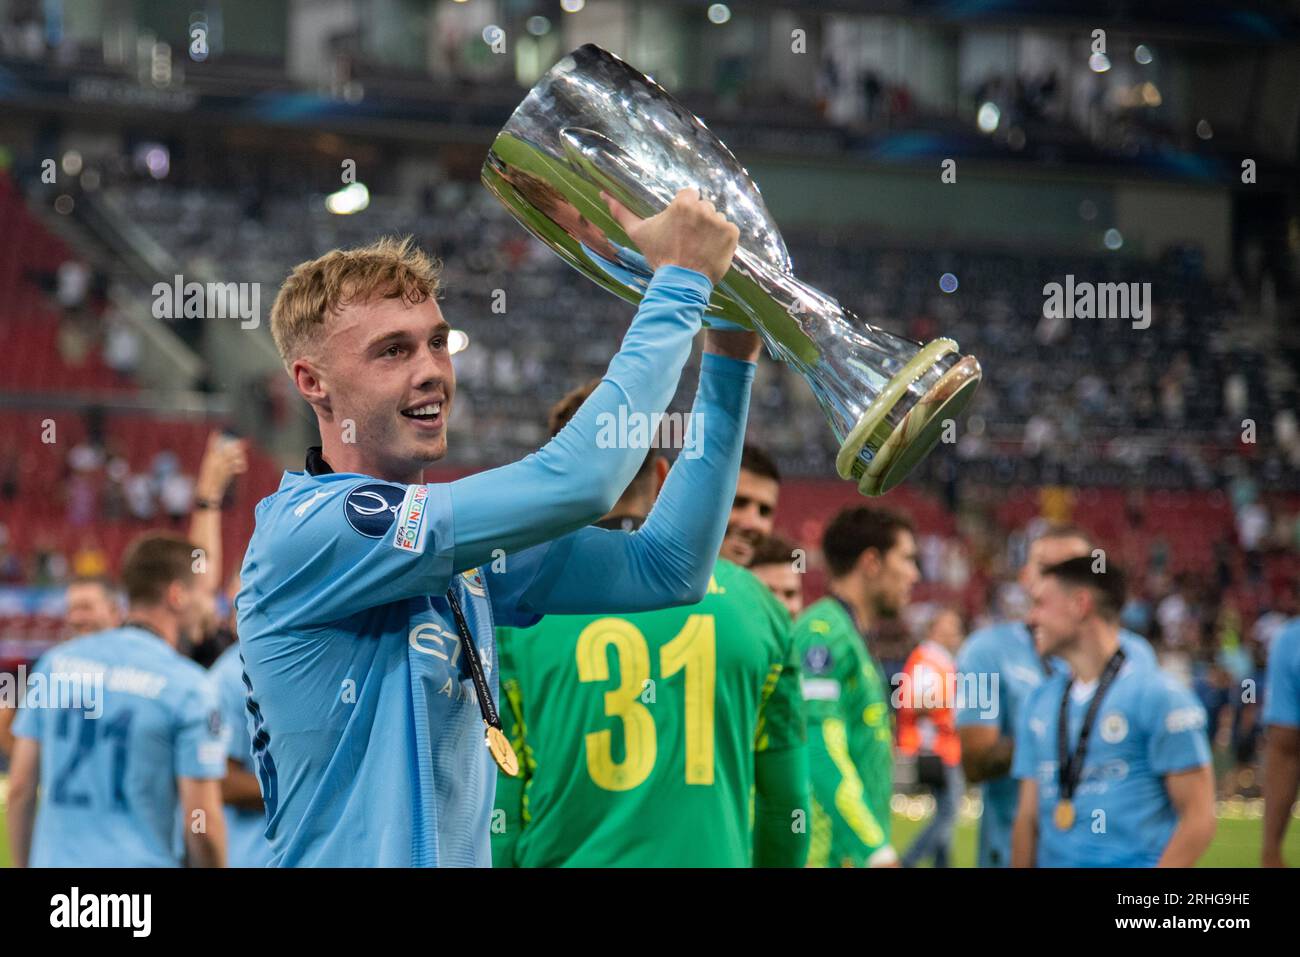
(482, 44), (981, 495)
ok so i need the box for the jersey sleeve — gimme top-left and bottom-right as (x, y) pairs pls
(447, 266), (715, 576)
(490, 627), (530, 868)
(754, 601), (810, 867)
(176, 676), (228, 781)
(756, 610), (806, 755)
(9, 652), (49, 740)
(955, 634), (1000, 729)
(1263, 626), (1300, 729)
(754, 745), (810, 867)
(1011, 684), (1044, 781)
(484, 352), (755, 618)
(243, 480), (458, 628)
(215, 659), (252, 766)
(1144, 674), (1212, 776)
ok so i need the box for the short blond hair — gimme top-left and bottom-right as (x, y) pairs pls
(269, 235), (442, 366)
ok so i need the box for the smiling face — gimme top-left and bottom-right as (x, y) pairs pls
(295, 296), (456, 482)
(721, 468), (779, 566)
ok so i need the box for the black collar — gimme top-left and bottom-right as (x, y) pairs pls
(306, 446), (333, 476)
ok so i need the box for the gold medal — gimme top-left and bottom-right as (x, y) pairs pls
(1054, 799), (1075, 830)
(486, 725), (519, 777)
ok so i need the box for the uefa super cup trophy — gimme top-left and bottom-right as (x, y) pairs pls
(482, 44), (981, 495)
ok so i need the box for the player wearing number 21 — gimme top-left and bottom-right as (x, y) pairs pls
(7, 533), (229, 868)
(491, 380), (809, 868)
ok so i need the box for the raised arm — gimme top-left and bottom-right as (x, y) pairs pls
(448, 190), (740, 574)
(189, 431), (248, 598)
(500, 331), (758, 615)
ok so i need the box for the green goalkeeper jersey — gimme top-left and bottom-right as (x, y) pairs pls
(793, 596), (894, 867)
(492, 558), (808, 867)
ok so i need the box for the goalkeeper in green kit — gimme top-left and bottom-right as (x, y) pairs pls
(795, 507), (919, 867)
(491, 377), (808, 868)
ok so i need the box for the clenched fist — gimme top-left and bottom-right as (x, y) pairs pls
(601, 187), (740, 285)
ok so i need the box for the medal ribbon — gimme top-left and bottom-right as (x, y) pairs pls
(1056, 647), (1126, 804)
(444, 587), (504, 733)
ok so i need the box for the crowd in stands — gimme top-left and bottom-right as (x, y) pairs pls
(100, 178), (1300, 492)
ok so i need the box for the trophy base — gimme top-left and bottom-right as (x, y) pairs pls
(836, 344), (982, 496)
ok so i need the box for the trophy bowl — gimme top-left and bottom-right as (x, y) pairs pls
(482, 44), (981, 495)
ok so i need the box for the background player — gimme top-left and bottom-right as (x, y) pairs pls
(1262, 616), (1300, 867)
(0, 574), (120, 759)
(957, 525), (1155, 867)
(720, 445), (781, 566)
(897, 606), (965, 868)
(1012, 558), (1214, 867)
(750, 533), (805, 618)
(7, 532), (228, 867)
(796, 506), (919, 867)
(490, 380), (807, 867)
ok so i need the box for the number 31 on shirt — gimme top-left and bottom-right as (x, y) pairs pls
(574, 615), (716, 791)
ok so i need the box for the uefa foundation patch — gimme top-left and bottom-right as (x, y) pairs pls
(393, 484), (431, 554)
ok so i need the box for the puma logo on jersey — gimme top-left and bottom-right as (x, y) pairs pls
(294, 490), (332, 517)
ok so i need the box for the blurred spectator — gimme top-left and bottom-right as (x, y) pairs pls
(71, 536), (109, 579)
(898, 607), (965, 868)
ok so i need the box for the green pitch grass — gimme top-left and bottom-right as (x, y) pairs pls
(890, 797), (1300, 868)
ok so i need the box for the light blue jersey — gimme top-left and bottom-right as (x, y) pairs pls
(236, 266), (755, 866)
(1012, 652), (1210, 867)
(956, 621), (1046, 867)
(12, 626), (226, 867)
(956, 620), (1156, 867)
(1263, 619), (1300, 729)
(210, 644), (272, 867)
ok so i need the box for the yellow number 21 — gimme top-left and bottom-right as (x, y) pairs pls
(575, 615), (716, 791)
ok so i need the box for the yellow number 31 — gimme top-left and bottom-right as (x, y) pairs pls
(574, 615), (716, 791)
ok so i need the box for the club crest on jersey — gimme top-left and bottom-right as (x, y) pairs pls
(344, 483), (405, 538)
(803, 645), (833, 675)
(393, 484), (431, 554)
(461, 567), (486, 597)
(1100, 712), (1128, 743)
